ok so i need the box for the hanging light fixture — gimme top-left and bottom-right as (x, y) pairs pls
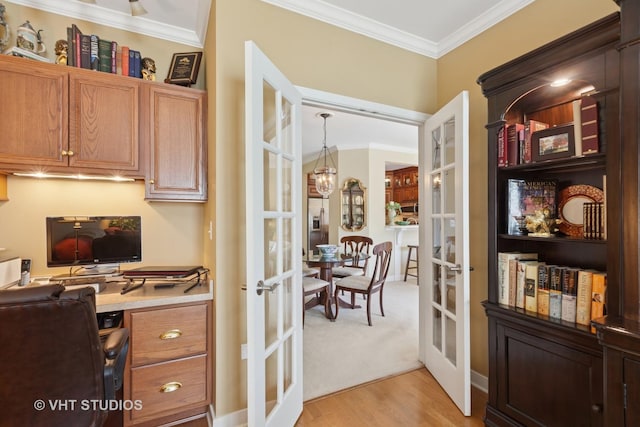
(129, 0), (148, 16)
(313, 112), (337, 197)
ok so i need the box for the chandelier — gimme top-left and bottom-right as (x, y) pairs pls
(313, 112), (337, 197)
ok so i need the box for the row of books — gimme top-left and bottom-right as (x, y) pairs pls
(498, 252), (606, 331)
(498, 96), (600, 167)
(583, 202), (605, 239)
(66, 24), (143, 78)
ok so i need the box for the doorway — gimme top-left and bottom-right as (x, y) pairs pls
(299, 88), (426, 400)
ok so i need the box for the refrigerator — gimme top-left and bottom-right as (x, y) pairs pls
(308, 197), (329, 254)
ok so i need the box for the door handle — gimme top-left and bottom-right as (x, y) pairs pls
(256, 280), (281, 296)
(449, 264), (474, 274)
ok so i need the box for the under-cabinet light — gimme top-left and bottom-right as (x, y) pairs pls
(13, 172), (135, 182)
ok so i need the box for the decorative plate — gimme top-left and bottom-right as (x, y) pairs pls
(557, 184), (604, 237)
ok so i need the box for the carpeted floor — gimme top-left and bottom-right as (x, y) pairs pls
(302, 278), (421, 401)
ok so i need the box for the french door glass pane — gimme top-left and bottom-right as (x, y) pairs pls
(263, 81), (276, 145)
(446, 316), (457, 366)
(432, 127), (441, 169)
(264, 282), (278, 348)
(443, 169), (455, 214)
(264, 218), (277, 279)
(432, 307), (442, 352)
(432, 173), (441, 214)
(265, 349), (277, 418)
(432, 262), (442, 305)
(264, 150), (277, 212)
(444, 117), (456, 165)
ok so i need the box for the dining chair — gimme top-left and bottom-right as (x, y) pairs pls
(332, 235), (373, 279)
(333, 241), (393, 326)
(303, 276), (332, 325)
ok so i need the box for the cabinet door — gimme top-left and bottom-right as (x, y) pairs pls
(0, 56), (68, 167)
(145, 85), (207, 201)
(69, 72), (141, 173)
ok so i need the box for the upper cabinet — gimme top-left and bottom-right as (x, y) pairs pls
(388, 166), (418, 205)
(0, 54), (208, 202)
(143, 84), (207, 201)
(0, 55), (142, 176)
(69, 71), (141, 173)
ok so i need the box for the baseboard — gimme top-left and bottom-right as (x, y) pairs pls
(471, 369), (488, 393)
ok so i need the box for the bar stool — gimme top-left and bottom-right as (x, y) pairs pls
(404, 244), (419, 284)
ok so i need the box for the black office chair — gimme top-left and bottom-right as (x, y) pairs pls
(0, 284), (129, 427)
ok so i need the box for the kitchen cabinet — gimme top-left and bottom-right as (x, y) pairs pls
(122, 300), (213, 426)
(0, 54), (142, 176)
(144, 84), (207, 201)
(307, 173), (323, 198)
(389, 166), (418, 205)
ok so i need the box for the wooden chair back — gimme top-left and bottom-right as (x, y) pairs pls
(340, 235), (373, 272)
(368, 241), (393, 291)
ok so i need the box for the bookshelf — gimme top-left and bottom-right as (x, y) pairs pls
(478, 13), (620, 426)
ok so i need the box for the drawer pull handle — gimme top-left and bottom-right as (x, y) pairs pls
(160, 381), (182, 393)
(160, 329), (183, 340)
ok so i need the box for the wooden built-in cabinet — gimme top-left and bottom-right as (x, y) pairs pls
(144, 85), (207, 201)
(478, 12), (621, 426)
(123, 300), (213, 426)
(0, 54), (208, 201)
(387, 166), (418, 205)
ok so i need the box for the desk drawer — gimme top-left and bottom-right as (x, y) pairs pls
(130, 303), (207, 366)
(130, 354), (207, 421)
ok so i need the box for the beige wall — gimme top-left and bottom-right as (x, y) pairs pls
(436, 0), (619, 385)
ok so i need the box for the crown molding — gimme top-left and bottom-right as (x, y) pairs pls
(262, 0), (533, 59)
(7, 0), (209, 48)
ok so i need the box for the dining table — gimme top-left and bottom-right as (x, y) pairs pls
(305, 251), (369, 315)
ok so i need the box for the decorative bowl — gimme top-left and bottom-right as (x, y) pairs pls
(316, 244), (338, 256)
(395, 220), (410, 226)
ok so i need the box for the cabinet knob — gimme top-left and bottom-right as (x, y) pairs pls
(159, 329), (183, 340)
(160, 381), (182, 393)
(591, 403), (603, 413)
(149, 179), (155, 184)
(61, 150), (74, 157)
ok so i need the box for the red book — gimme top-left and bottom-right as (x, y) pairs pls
(506, 123), (524, 166)
(523, 120), (549, 163)
(121, 46), (129, 76)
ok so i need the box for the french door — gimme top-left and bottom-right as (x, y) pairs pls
(419, 91), (471, 415)
(244, 40), (303, 426)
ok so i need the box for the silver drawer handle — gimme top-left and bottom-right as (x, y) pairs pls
(160, 381), (182, 393)
(159, 329), (182, 340)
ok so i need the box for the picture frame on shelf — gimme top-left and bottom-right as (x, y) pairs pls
(165, 51), (202, 86)
(531, 124), (575, 161)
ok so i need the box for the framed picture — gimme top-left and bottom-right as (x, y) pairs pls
(165, 52), (203, 86)
(531, 124), (575, 161)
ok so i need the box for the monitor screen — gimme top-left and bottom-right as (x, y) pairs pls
(46, 216), (142, 268)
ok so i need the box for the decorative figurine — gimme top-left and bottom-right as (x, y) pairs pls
(525, 208), (562, 237)
(54, 39), (68, 65)
(141, 57), (156, 81)
(16, 20), (46, 55)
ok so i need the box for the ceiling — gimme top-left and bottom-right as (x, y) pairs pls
(9, 0), (533, 164)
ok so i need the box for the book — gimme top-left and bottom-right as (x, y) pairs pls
(537, 264), (551, 316)
(90, 34), (99, 70)
(98, 38), (112, 72)
(590, 272), (607, 332)
(128, 49), (135, 77)
(66, 26), (75, 67)
(506, 123), (524, 166)
(506, 179), (557, 235)
(523, 120), (549, 164)
(576, 269), (594, 326)
(561, 268), (579, 323)
(525, 262), (543, 313)
(516, 259), (538, 309)
(497, 125), (507, 167)
(110, 41), (118, 74)
(79, 33), (91, 69)
(581, 96), (599, 154)
(497, 252), (538, 306)
(71, 24), (83, 68)
(133, 50), (141, 78)
(572, 99), (583, 156)
(549, 266), (563, 319)
(121, 46), (130, 76)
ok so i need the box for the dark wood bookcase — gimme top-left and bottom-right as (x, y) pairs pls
(478, 12), (621, 427)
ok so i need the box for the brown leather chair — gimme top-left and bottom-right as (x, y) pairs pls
(334, 241), (393, 326)
(0, 284), (129, 427)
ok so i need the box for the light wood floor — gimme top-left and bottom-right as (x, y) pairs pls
(296, 368), (487, 427)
